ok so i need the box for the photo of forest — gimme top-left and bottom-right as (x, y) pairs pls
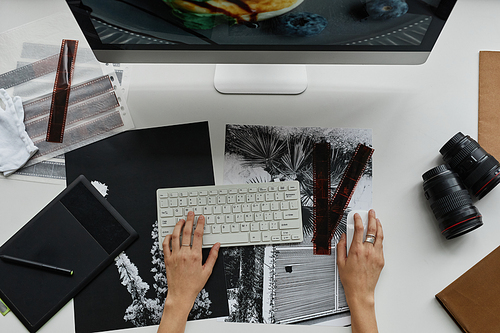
(223, 124), (372, 325)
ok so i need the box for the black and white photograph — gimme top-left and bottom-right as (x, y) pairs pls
(223, 124), (372, 326)
(65, 122), (229, 333)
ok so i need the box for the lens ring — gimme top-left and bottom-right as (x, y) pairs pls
(448, 140), (479, 169)
(430, 189), (472, 217)
(422, 164), (483, 239)
(439, 132), (465, 157)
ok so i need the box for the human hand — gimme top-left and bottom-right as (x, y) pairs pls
(158, 212), (220, 333)
(337, 209), (384, 333)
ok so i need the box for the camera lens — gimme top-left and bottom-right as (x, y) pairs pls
(422, 164), (483, 239)
(440, 132), (500, 199)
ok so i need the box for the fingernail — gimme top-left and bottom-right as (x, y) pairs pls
(188, 211), (194, 216)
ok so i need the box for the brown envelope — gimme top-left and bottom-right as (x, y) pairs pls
(479, 51), (500, 160)
(436, 246), (500, 333)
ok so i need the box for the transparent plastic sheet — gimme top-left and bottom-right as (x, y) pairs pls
(0, 12), (135, 182)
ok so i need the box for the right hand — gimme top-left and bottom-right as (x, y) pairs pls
(337, 209), (384, 307)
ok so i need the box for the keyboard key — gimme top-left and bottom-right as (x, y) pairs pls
(160, 208), (173, 217)
(161, 218), (177, 226)
(280, 221), (301, 229)
(250, 232), (261, 242)
(203, 233), (248, 246)
(284, 211), (299, 219)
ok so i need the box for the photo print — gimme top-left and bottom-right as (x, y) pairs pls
(223, 124), (372, 325)
(65, 122), (229, 333)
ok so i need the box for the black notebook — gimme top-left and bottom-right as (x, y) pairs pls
(0, 175), (138, 333)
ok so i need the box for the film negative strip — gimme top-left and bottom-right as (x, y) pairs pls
(26, 91), (119, 138)
(312, 142), (332, 255)
(0, 54), (59, 89)
(33, 111), (124, 158)
(23, 75), (115, 121)
(46, 39), (78, 143)
(313, 143), (374, 255)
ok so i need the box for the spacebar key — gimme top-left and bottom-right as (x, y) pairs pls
(203, 233), (249, 246)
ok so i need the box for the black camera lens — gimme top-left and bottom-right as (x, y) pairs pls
(422, 164), (483, 239)
(440, 132), (500, 199)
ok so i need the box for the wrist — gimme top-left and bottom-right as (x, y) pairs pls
(164, 295), (193, 318)
(347, 293), (375, 311)
(347, 295), (378, 333)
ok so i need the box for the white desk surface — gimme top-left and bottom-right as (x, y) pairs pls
(2, 0), (500, 332)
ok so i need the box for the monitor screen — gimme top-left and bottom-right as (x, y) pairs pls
(67, 0), (456, 65)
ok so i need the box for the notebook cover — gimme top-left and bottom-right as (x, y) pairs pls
(65, 122), (229, 333)
(0, 175), (138, 333)
(435, 246), (500, 333)
(478, 51), (500, 160)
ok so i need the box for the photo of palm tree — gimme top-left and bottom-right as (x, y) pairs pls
(223, 124), (372, 325)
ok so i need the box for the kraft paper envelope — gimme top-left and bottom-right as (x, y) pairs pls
(479, 51), (500, 160)
(436, 246), (500, 333)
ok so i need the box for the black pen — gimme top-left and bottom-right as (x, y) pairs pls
(0, 254), (73, 276)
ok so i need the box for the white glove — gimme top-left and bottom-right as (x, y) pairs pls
(0, 89), (38, 176)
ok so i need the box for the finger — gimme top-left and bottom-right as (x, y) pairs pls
(182, 211), (195, 246)
(352, 213), (365, 245)
(336, 233), (347, 267)
(192, 214), (205, 249)
(12, 96), (25, 122)
(374, 218), (384, 249)
(171, 218), (186, 253)
(0, 89), (14, 113)
(162, 234), (172, 258)
(203, 243), (220, 277)
(366, 209), (377, 240)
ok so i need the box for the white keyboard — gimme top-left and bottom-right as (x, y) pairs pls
(157, 181), (304, 248)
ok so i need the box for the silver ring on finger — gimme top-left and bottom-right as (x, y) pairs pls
(181, 244), (191, 247)
(364, 235), (376, 245)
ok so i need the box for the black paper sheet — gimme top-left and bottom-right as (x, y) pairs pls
(65, 122), (229, 333)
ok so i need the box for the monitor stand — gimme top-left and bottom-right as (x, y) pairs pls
(214, 64), (307, 95)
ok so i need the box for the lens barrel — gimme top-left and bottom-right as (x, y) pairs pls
(422, 164), (483, 239)
(440, 132), (500, 199)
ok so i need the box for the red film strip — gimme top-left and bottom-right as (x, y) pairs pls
(312, 142), (332, 255)
(313, 143), (374, 255)
(46, 39), (78, 143)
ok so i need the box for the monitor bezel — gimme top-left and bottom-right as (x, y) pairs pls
(66, 0), (452, 65)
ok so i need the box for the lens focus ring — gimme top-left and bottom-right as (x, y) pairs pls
(430, 189), (472, 217)
(448, 140), (479, 169)
(440, 132), (465, 157)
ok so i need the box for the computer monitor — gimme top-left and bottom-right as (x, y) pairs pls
(66, 0), (456, 94)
